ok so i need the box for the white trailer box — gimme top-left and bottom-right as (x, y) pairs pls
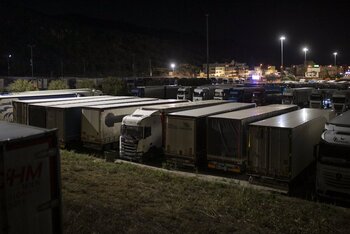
(13, 96), (112, 124)
(81, 99), (183, 150)
(0, 89), (95, 122)
(45, 97), (150, 146)
(248, 108), (335, 189)
(28, 96), (134, 128)
(206, 104), (298, 173)
(165, 103), (256, 167)
(0, 121), (61, 234)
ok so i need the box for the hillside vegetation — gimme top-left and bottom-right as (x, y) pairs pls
(1, 4), (203, 77)
(61, 150), (350, 233)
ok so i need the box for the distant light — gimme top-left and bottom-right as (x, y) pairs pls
(303, 47), (308, 52)
(8, 54), (12, 58)
(333, 52), (338, 56)
(170, 63), (176, 69)
(280, 36), (286, 41)
(252, 74), (260, 80)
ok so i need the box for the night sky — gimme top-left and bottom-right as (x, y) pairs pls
(10, 0), (350, 66)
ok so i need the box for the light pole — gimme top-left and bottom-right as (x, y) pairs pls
(7, 54), (12, 78)
(333, 52), (338, 66)
(303, 47), (308, 65)
(280, 36), (285, 70)
(170, 63), (176, 75)
(28, 45), (35, 79)
(206, 14), (209, 79)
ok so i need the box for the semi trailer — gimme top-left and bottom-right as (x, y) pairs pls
(81, 99), (183, 150)
(119, 100), (226, 161)
(206, 104), (298, 173)
(27, 96), (134, 128)
(247, 108), (335, 191)
(164, 102), (256, 168)
(0, 121), (62, 233)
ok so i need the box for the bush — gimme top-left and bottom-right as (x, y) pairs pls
(48, 80), (69, 90)
(76, 79), (96, 89)
(101, 77), (128, 96)
(8, 79), (37, 92)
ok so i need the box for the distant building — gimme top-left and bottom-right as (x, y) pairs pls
(202, 60), (249, 78)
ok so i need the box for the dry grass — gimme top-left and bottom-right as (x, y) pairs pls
(61, 150), (350, 233)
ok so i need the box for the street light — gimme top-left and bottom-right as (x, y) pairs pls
(7, 54), (12, 77)
(170, 63), (176, 73)
(280, 36), (286, 70)
(303, 47), (308, 65)
(333, 52), (338, 66)
(28, 45), (35, 79)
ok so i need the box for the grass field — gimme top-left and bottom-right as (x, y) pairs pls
(61, 150), (350, 233)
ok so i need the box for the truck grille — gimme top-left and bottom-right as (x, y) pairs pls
(322, 169), (350, 190)
(120, 138), (137, 159)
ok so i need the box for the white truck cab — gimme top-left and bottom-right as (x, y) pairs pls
(120, 109), (162, 161)
(316, 111), (350, 201)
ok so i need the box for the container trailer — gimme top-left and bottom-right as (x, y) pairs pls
(0, 89), (95, 121)
(45, 98), (149, 147)
(247, 108), (335, 191)
(81, 99), (183, 150)
(164, 102), (256, 168)
(13, 95), (112, 124)
(0, 121), (61, 234)
(206, 104), (298, 173)
(28, 96), (134, 128)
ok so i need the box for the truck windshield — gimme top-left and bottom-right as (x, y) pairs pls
(177, 91), (189, 95)
(310, 94), (322, 101)
(319, 142), (350, 167)
(193, 91), (203, 97)
(215, 91), (223, 97)
(333, 97), (345, 103)
(121, 125), (143, 140)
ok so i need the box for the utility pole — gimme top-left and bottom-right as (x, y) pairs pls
(149, 59), (152, 77)
(7, 54), (12, 78)
(28, 44), (36, 87)
(206, 14), (209, 79)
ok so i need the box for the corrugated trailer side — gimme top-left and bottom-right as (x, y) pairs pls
(206, 104), (298, 173)
(247, 109), (335, 190)
(0, 121), (62, 234)
(81, 99), (183, 150)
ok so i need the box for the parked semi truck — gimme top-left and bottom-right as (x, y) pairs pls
(0, 121), (62, 233)
(27, 96), (134, 128)
(214, 87), (232, 100)
(193, 86), (215, 101)
(177, 86), (193, 100)
(247, 108), (335, 191)
(206, 104), (298, 173)
(13, 95), (112, 124)
(119, 100), (225, 161)
(131, 85), (179, 99)
(332, 90), (350, 114)
(309, 89), (335, 109)
(316, 110), (350, 201)
(81, 99), (183, 150)
(45, 98), (151, 147)
(229, 87), (263, 103)
(0, 89), (95, 121)
(165, 103), (256, 168)
(282, 87), (313, 108)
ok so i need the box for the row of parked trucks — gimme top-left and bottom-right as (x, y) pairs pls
(120, 100), (350, 199)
